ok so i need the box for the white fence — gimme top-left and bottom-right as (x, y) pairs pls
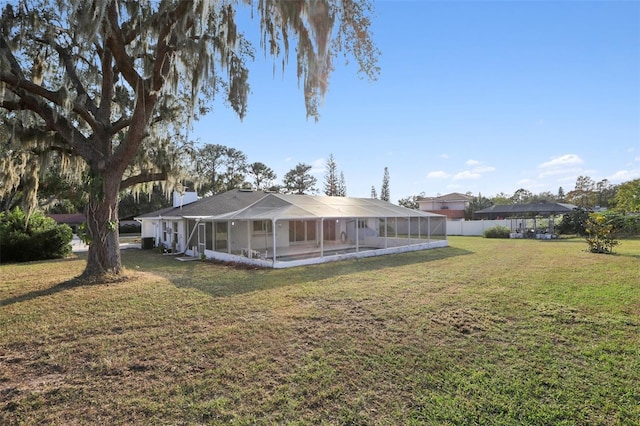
(446, 219), (554, 236)
(446, 220), (508, 236)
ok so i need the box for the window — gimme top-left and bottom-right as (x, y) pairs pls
(253, 220), (273, 234)
(358, 219), (367, 229)
(323, 220), (336, 241)
(215, 221), (228, 251)
(289, 220), (317, 243)
(172, 221), (178, 246)
(205, 221), (213, 250)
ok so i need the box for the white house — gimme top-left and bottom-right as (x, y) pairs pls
(136, 189), (448, 268)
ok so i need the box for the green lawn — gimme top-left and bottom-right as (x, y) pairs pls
(1, 236), (639, 425)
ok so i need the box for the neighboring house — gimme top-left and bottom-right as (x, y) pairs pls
(47, 213), (85, 233)
(418, 193), (472, 220)
(136, 189), (448, 268)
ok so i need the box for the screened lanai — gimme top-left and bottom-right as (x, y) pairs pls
(181, 193), (447, 268)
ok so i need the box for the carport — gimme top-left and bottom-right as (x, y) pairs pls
(474, 203), (577, 238)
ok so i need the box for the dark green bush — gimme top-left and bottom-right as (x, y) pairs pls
(557, 207), (590, 236)
(483, 225), (511, 239)
(0, 207), (73, 263)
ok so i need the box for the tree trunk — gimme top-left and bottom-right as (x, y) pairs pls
(82, 169), (122, 279)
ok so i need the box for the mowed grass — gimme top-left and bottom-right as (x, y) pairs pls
(1, 237), (639, 425)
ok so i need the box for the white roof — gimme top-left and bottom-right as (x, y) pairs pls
(186, 193), (445, 221)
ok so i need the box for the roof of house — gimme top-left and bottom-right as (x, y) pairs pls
(136, 189), (445, 221)
(475, 203), (577, 216)
(419, 192), (473, 202)
(47, 213), (85, 224)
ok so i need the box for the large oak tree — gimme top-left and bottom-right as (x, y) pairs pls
(0, 0), (378, 279)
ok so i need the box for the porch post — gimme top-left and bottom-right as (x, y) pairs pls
(272, 219), (277, 264)
(247, 220), (252, 257)
(356, 217), (359, 252)
(320, 218), (324, 257)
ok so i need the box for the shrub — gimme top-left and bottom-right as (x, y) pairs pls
(0, 207), (73, 263)
(557, 207), (590, 236)
(600, 211), (640, 237)
(483, 225), (511, 239)
(585, 213), (619, 254)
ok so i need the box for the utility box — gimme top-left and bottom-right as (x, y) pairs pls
(141, 237), (155, 250)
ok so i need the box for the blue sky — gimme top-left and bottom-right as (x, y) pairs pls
(191, 0), (640, 202)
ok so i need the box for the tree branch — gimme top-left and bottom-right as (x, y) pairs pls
(50, 42), (100, 117)
(0, 90), (96, 162)
(121, 171), (168, 189)
(104, 2), (143, 94)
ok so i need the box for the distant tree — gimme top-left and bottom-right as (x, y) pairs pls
(247, 162), (277, 191)
(529, 191), (557, 204)
(398, 192), (424, 210)
(491, 193), (513, 205)
(371, 186), (378, 199)
(118, 186), (172, 219)
(466, 193), (493, 219)
(283, 163), (317, 194)
(557, 186), (566, 202)
(511, 188), (533, 204)
(614, 179), (640, 213)
(323, 154), (339, 196)
(595, 179), (617, 208)
(337, 172), (347, 197)
(380, 167), (390, 202)
(566, 176), (596, 208)
(195, 144), (248, 196)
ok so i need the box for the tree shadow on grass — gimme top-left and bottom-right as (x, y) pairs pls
(0, 278), (83, 307)
(150, 245), (474, 298)
(0, 255), (132, 307)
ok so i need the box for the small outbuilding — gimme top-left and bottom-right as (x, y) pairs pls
(136, 189), (448, 268)
(474, 202), (577, 238)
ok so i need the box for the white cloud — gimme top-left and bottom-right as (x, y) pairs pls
(426, 170), (451, 179)
(538, 154), (583, 169)
(608, 169), (640, 182)
(310, 158), (325, 174)
(440, 153), (449, 159)
(538, 166), (583, 178)
(453, 171), (481, 180)
(466, 159), (481, 166)
(473, 166), (496, 173)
